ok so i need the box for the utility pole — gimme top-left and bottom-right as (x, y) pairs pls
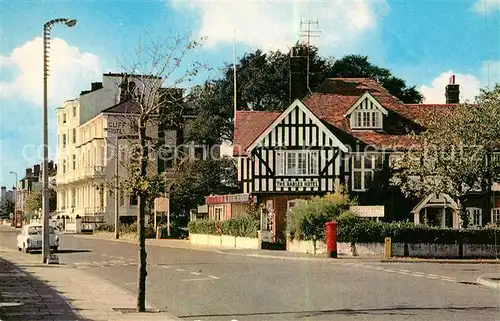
(114, 133), (119, 239)
(299, 18), (320, 93)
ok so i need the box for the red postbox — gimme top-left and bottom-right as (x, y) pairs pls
(325, 221), (337, 258)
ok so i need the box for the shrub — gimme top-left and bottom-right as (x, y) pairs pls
(188, 215), (259, 238)
(221, 215), (259, 238)
(289, 184), (355, 242)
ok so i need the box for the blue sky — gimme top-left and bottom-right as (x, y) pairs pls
(0, 0), (499, 187)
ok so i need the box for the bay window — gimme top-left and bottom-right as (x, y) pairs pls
(276, 151), (319, 176)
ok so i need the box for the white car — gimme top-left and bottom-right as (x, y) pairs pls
(16, 224), (59, 253)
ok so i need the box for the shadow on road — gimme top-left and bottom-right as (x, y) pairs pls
(26, 249), (92, 254)
(0, 258), (86, 320)
(56, 249), (92, 254)
(179, 306), (500, 319)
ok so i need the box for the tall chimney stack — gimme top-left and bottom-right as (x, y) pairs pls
(445, 75), (460, 104)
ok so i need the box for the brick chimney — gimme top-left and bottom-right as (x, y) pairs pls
(445, 75), (460, 104)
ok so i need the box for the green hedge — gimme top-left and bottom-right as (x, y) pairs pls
(188, 215), (259, 238)
(335, 215), (500, 245)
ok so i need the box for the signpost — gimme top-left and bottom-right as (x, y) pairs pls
(154, 197), (170, 236)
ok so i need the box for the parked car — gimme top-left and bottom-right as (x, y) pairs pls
(16, 224), (59, 253)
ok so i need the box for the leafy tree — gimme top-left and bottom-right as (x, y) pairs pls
(107, 34), (206, 312)
(0, 198), (14, 218)
(187, 48), (423, 143)
(25, 189), (57, 214)
(393, 85), (500, 228)
(169, 156), (239, 216)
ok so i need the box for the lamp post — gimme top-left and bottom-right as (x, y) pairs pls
(42, 18), (77, 264)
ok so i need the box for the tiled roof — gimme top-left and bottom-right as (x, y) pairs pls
(233, 78), (460, 156)
(102, 100), (141, 114)
(233, 111), (281, 156)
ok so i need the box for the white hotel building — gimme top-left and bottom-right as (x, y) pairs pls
(55, 73), (165, 225)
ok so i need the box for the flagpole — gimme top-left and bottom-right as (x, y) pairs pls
(233, 29), (237, 121)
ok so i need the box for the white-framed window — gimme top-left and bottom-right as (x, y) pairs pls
(72, 105), (76, 118)
(492, 208), (500, 225)
(62, 134), (67, 148)
(72, 128), (77, 144)
(352, 110), (382, 129)
(467, 207), (482, 227)
(62, 113), (67, 124)
(276, 151), (319, 176)
(352, 153), (382, 191)
(62, 160), (67, 174)
(72, 154), (76, 170)
(214, 206), (224, 221)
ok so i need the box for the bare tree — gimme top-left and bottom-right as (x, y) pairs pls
(102, 33), (207, 312)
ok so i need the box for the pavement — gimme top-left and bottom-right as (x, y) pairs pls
(2, 226), (500, 321)
(477, 273), (500, 290)
(0, 230), (180, 320)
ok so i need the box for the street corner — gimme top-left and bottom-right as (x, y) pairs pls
(477, 273), (500, 290)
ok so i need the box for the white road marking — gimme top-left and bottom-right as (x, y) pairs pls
(411, 273), (424, 277)
(208, 275), (220, 279)
(190, 271), (202, 275)
(176, 268), (185, 272)
(162, 266), (170, 269)
(181, 278), (217, 282)
(426, 276), (439, 279)
(397, 269), (411, 273)
(427, 274), (440, 277)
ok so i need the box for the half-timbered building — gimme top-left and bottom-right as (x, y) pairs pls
(232, 77), (500, 240)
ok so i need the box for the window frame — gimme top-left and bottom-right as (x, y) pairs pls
(466, 207), (482, 227)
(492, 208), (500, 225)
(275, 150), (319, 176)
(351, 110), (382, 130)
(351, 153), (380, 191)
(214, 206), (224, 221)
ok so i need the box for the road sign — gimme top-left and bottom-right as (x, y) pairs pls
(154, 197), (169, 213)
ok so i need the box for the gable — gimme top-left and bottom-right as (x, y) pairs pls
(246, 99), (348, 152)
(344, 92), (388, 117)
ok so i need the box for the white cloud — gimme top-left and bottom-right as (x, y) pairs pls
(0, 37), (101, 107)
(419, 61), (500, 104)
(471, 0), (500, 15)
(171, 0), (389, 52)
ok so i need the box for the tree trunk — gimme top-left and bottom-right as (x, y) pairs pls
(458, 196), (469, 229)
(137, 122), (148, 312)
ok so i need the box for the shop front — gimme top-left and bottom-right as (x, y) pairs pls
(205, 193), (257, 221)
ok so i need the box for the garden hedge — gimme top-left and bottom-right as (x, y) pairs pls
(188, 215), (259, 238)
(336, 215), (500, 245)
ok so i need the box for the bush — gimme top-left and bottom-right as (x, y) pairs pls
(188, 215), (259, 238)
(221, 215), (259, 238)
(289, 184), (354, 242)
(335, 215), (500, 245)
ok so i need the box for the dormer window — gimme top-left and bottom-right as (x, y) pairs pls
(352, 110), (382, 129)
(344, 92), (388, 131)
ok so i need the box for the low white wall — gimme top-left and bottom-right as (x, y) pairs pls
(287, 239), (500, 258)
(190, 233), (259, 250)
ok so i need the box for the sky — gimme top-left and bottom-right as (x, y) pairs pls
(0, 0), (499, 188)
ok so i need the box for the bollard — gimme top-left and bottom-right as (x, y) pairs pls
(384, 237), (392, 258)
(325, 221), (337, 258)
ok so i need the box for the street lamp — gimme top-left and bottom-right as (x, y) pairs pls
(42, 18), (77, 264)
(9, 171), (18, 218)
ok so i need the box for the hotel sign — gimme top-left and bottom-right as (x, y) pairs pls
(276, 179), (319, 188)
(350, 206), (385, 218)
